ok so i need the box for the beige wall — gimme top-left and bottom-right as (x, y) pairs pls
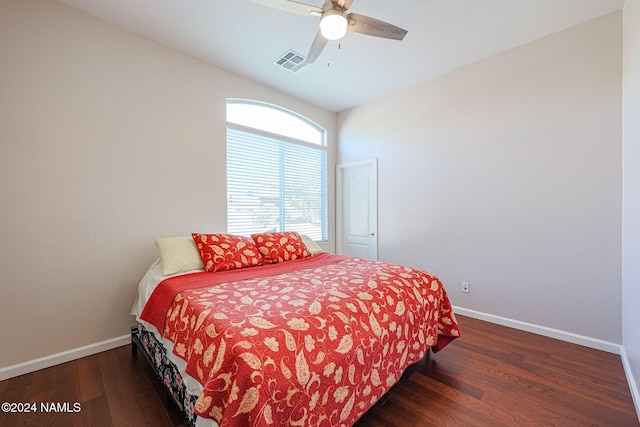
(623, 0), (640, 414)
(338, 13), (623, 343)
(0, 0), (336, 372)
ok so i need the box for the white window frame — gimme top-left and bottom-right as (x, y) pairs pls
(226, 99), (328, 241)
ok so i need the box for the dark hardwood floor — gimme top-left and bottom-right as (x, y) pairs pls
(1, 315), (637, 426)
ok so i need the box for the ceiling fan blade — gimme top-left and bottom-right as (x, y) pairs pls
(305, 30), (328, 64)
(250, 0), (321, 17)
(347, 13), (407, 40)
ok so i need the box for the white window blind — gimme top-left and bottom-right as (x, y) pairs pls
(226, 125), (328, 241)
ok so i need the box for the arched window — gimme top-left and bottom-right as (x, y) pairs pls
(226, 99), (327, 241)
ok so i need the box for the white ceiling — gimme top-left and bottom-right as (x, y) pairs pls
(58, 0), (624, 112)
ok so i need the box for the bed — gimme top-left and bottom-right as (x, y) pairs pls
(131, 232), (461, 427)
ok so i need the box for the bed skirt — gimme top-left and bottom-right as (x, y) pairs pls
(131, 323), (198, 427)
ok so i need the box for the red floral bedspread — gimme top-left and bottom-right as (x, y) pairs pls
(141, 253), (460, 427)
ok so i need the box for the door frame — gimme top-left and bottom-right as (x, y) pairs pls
(336, 158), (378, 259)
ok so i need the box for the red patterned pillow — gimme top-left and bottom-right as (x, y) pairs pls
(191, 233), (263, 272)
(251, 232), (311, 264)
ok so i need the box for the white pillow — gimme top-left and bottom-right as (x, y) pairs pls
(300, 234), (324, 255)
(155, 236), (204, 275)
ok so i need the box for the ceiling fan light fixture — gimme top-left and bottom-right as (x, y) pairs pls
(319, 9), (348, 40)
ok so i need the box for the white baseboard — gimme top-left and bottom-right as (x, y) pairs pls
(452, 306), (622, 354)
(0, 334), (130, 381)
(621, 347), (640, 422)
(454, 306), (640, 422)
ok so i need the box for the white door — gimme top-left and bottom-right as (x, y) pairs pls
(337, 159), (378, 260)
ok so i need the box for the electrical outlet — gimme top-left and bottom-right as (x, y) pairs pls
(461, 281), (470, 293)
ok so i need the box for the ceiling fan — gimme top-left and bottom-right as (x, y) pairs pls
(251, 0), (407, 65)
